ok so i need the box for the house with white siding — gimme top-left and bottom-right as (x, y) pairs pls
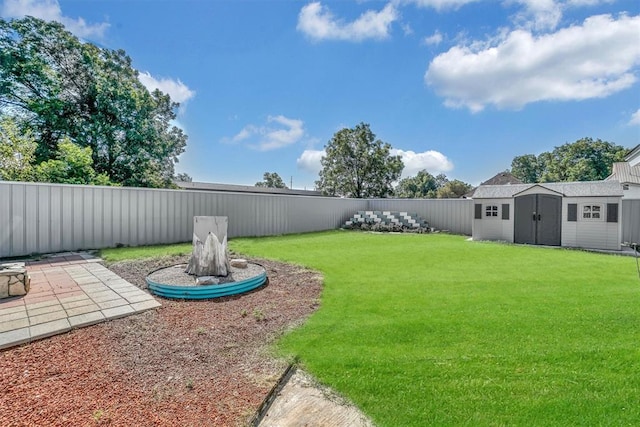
(606, 144), (640, 199)
(471, 181), (623, 251)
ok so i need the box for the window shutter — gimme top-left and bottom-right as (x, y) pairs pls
(607, 203), (619, 223)
(501, 204), (510, 220)
(475, 204), (482, 219)
(567, 204), (577, 222)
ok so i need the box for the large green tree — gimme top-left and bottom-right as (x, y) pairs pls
(395, 170), (471, 198)
(395, 170), (441, 198)
(510, 138), (627, 183)
(316, 123), (403, 198)
(0, 17), (187, 188)
(510, 154), (542, 184)
(436, 179), (472, 198)
(255, 172), (287, 188)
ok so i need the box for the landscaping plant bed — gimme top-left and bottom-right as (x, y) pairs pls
(0, 255), (322, 426)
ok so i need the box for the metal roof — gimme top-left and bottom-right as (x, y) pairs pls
(471, 180), (623, 199)
(607, 162), (640, 185)
(175, 181), (324, 196)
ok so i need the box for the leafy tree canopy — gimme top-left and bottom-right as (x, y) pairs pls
(436, 179), (473, 198)
(395, 170), (441, 198)
(0, 16), (187, 188)
(316, 123), (403, 198)
(0, 116), (36, 181)
(395, 170), (471, 198)
(33, 138), (117, 186)
(510, 138), (627, 183)
(175, 173), (192, 183)
(255, 172), (287, 188)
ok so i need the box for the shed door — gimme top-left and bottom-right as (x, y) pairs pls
(537, 194), (561, 246)
(514, 194), (561, 246)
(514, 195), (536, 244)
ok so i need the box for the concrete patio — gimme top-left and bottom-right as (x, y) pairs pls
(0, 252), (161, 350)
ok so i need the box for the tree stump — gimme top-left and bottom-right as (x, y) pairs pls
(185, 216), (230, 277)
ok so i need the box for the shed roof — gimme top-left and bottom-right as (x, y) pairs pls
(472, 180), (623, 199)
(606, 162), (640, 185)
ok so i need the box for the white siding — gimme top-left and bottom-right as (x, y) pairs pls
(622, 184), (640, 199)
(561, 197), (621, 251)
(472, 199), (514, 242)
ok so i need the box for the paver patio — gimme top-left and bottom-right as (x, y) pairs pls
(0, 252), (161, 350)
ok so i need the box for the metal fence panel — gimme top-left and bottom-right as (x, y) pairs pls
(622, 199), (640, 244)
(368, 199), (473, 235)
(1, 181), (470, 258)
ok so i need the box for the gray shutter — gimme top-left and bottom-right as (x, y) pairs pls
(607, 203), (618, 223)
(567, 204), (577, 222)
(475, 204), (482, 219)
(501, 204), (510, 220)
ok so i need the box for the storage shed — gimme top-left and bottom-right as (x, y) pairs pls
(472, 181), (623, 251)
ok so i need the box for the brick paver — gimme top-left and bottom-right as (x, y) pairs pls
(0, 252), (161, 350)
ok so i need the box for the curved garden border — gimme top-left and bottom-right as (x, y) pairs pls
(146, 268), (267, 299)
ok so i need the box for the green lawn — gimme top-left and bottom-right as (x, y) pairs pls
(229, 231), (640, 426)
(100, 242), (192, 263)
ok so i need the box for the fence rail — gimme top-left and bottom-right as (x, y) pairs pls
(2, 181), (638, 258)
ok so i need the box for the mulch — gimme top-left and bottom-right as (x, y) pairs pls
(0, 256), (322, 427)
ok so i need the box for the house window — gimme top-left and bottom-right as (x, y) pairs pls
(485, 205), (499, 217)
(623, 184), (629, 190)
(582, 204), (602, 220)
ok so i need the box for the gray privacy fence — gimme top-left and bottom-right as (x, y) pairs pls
(368, 198), (473, 235)
(3, 180), (636, 258)
(0, 181), (368, 258)
(622, 199), (640, 245)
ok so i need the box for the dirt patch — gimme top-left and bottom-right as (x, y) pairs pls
(0, 255), (322, 427)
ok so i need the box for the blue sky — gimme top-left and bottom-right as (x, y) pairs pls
(2, 0), (639, 189)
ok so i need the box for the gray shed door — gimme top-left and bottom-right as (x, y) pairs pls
(514, 194), (561, 246)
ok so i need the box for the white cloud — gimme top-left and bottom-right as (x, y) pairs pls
(138, 72), (196, 105)
(230, 125), (257, 143)
(565, 0), (614, 6)
(396, 0), (480, 11)
(297, 149), (325, 174)
(297, 1), (398, 42)
(1, 0), (109, 39)
(630, 109), (640, 126)
(423, 30), (443, 45)
(425, 13), (640, 112)
(296, 147), (454, 178)
(391, 148), (454, 178)
(226, 115), (305, 151)
(509, 0), (562, 31)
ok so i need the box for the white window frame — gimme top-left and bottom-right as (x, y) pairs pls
(581, 204), (603, 221)
(485, 205), (499, 218)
